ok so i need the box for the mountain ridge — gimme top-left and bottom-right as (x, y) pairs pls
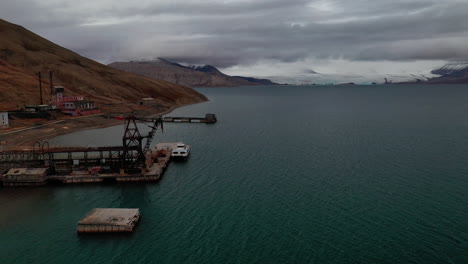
(427, 62), (468, 83)
(109, 58), (279, 87)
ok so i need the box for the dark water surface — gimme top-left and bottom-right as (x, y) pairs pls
(1, 85), (467, 263)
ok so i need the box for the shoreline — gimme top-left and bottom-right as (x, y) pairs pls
(0, 101), (204, 151)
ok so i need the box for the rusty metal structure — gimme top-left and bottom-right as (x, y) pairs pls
(0, 116), (163, 175)
(38, 72), (43, 105)
(122, 116), (163, 172)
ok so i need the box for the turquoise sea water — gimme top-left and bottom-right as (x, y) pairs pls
(1, 85), (467, 263)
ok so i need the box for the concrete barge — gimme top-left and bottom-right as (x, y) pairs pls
(77, 208), (140, 233)
(2, 168), (49, 187)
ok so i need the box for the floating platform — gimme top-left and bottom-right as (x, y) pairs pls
(2, 168), (48, 187)
(77, 208), (140, 233)
(163, 113), (217, 123)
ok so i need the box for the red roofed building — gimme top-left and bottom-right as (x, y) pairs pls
(51, 86), (100, 116)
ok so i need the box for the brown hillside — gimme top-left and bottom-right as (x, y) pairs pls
(109, 60), (254, 87)
(109, 59), (278, 87)
(0, 19), (207, 111)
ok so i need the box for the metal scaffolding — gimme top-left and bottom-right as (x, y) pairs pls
(0, 116), (163, 175)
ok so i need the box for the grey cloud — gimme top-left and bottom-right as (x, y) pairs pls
(115, 0), (312, 17)
(1, 0), (467, 69)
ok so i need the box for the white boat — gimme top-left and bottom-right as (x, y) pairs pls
(171, 143), (191, 160)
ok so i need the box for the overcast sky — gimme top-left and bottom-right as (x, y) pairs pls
(1, 0), (468, 77)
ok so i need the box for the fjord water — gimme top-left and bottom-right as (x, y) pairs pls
(1, 85), (467, 263)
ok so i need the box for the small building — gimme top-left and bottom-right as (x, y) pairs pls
(0, 112), (8, 128)
(205, 113), (217, 123)
(62, 100), (99, 116)
(138, 97), (154, 105)
(24, 104), (54, 112)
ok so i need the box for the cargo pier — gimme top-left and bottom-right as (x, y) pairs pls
(163, 113), (217, 123)
(0, 116), (183, 187)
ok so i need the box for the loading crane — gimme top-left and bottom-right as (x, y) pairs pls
(0, 115), (165, 177)
(118, 115), (163, 173)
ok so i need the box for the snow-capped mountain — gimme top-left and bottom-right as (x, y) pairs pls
(267, 73), (432, 85)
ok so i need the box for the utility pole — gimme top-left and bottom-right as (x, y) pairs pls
(49, 71), (54, 95)
(38, 72), (43, 105)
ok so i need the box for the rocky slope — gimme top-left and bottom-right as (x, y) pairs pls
(428, 62), (468, 84)
(0, 19), (206, 111)
(109, 59), (278, 87)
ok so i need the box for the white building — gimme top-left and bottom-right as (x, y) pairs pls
(0, 112), (9, 128)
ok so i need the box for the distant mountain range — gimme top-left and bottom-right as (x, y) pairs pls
(109, 58), (467, 86)
(427, 62), (468, 84)
(109, 59), (279, 87)
(265, 73), (433, 85)
(267, 63), (468, 85)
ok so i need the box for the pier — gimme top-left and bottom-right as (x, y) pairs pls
(0, 116), (187, 187)
(163, 113), (217, 123)
(0, 142), (181, 186)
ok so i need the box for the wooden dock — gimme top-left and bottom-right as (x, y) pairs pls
(163, 113), (217, 123)
(77, 208), (140, 233)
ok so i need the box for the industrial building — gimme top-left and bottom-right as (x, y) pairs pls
(51, 86), (100, 116)
(18, 72), (100, 117)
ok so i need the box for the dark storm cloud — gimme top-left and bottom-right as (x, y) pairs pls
(1, 0), (467, 68)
